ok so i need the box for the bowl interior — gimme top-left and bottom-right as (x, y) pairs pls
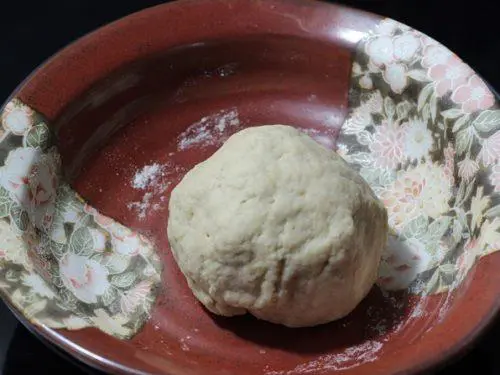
(6, 1), (500, 374)
(51, 34), (464, 375)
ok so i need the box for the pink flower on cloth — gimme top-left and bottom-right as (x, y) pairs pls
(369, 121), (405, 169)
(452, 75), (495, 113)
(428, 56), (473, 97)
(421, 44), (453, 68)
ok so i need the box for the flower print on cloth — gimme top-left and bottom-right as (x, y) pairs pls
(369, 120), (405, 169)
(0, 147), (60, 232)
(0, 99), (161, 339)
(363, 25), (421, 94)
(401, 118), (434, 162)
(59, 252), (110, 304)
(378, 236), (432, 290)
(452, 75), (495, 113)
(339, 19), (500, 296)
(379, 163), (452, 229)
(428, 56), (472, 97)
(1, 99), (34, 136)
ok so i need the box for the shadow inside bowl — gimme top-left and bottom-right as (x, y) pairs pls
(209, 286), (409, 354)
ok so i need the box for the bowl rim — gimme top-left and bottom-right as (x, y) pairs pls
(2, 0), (500, 374)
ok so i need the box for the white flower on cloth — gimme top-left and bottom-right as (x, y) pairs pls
(452, 75), (495, 113)
(380, 162), (452, 229)
(478, 130), (500, 166)
(401, 118), (434, 162)
(22, 273), (56, 299)
(457, 157), (479, 182)
(366, 31), (420, 67)
(383, 63), (408, 94)
(90, 309), (131, 338)
(393, 33), (421, 62)
(0, 148), (59, 231)
(365, 28), (420, 93)
(366, 35), (394, 67)
(0, 148), (42, 204)
(108, 224), (142, 256)
(59, 252), (110, 304)
(369, 121), (405, 169)
(378, 236), (432, 290)
(377, 19), (401, 36)
(1, 99), (34, 135)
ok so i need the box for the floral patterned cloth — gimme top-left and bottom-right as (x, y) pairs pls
(0, 99), (161, 339)
(339, 19), (500, 294)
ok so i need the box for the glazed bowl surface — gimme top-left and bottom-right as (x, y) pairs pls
(2, 1), (500, 374)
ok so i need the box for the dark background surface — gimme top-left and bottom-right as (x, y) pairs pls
(0, 0), (499, 374)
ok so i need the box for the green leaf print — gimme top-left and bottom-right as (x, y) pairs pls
(23, 123), (51, 149)
(473, 110), (500, 133)
(69, 227), (94, 256)
(9, 203), (29, 232)
(401, 215), (429, 240)
(111, 272), (137, 288)
(425, 216), (452, 246)
(0, 186), (12, 218)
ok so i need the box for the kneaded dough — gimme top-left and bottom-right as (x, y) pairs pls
(167, 125), (388, 327)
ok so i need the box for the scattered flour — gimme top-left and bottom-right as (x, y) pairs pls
(132, 163), (163, 190)
(265, 340), (383, 375)
(177, 108), (240, 150)
(127, 162), (184, 220)
(127, 192), (155, 220)
(180, 335), (192, 352)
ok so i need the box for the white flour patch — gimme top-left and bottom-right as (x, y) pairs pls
(127, 192), (155, 220)
(132, 163), (163, 190)
(265, 340), (383, 375)
(127, 162), (184, 220)
(177, 108), (240, 150)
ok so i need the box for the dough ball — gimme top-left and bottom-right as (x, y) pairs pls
(167, 125), (388, 327)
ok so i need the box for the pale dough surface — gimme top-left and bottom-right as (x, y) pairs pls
(167, 125), (388, 327)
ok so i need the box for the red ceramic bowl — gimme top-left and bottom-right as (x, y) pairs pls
(1, 1), (500, 374)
